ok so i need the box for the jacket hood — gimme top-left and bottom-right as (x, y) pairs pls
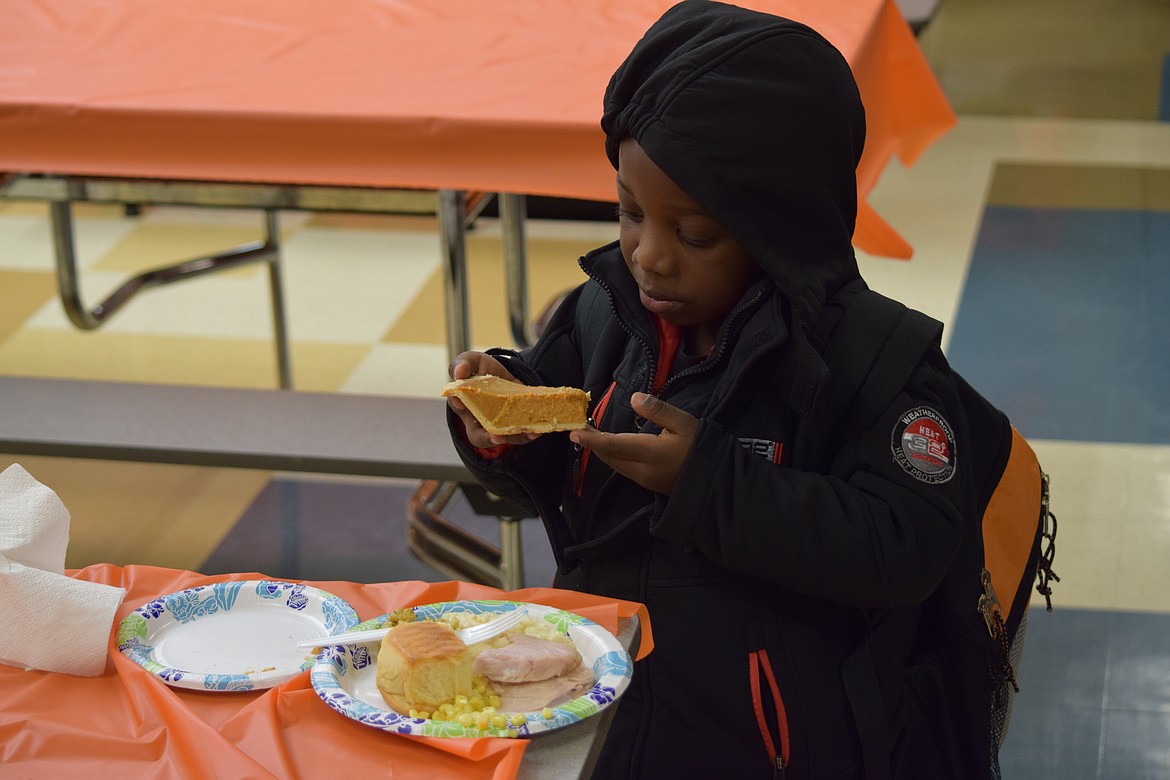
(602, 0), (866, 334)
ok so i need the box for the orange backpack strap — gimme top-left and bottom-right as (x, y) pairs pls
(981, 428), (1042, 626)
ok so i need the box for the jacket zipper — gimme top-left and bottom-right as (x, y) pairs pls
(658, 286), (766, 399)
(581, 256), (769, 401)
(575, 269), (765, 490)
(749, 648), (790, 778)
(573, 270), (654, 497)
(574, 380), (617, 496)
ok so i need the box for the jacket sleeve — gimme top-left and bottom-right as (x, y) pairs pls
(650, 346), (967, 610)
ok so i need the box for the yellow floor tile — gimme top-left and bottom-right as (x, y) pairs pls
(0, 330), (370, 392)
(304, 212), (441, 233)
(91, 223), (270, 276)
(385, 233), (596, 348)
(1029, 439), (1170, 612)
(1, 455), (269, 572)
(1115, 519), (1170, 613)
(0, 269), (56, 344)
(919, 0), (1170, 120)
(0, 202), (126, 220)
(987, 164), (1170, 211)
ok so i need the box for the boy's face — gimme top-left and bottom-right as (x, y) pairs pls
(616, 139), (761, 354)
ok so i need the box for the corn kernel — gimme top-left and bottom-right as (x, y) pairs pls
(457, 713), (474, 727)
(540, 708), (554, 720)
(509, 713), (526, 727)
(490, 715), (508, 729)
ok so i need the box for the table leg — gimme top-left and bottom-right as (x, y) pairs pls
(48, 199), (293, 388)
(499, 192), (534, 349)
(437, 189), (533, 360)
(438, 189), (472, 359)
(263, 209), (293, 389)
(497, 516), (524, 591)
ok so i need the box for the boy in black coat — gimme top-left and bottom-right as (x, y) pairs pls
(447, 2), (977, 777)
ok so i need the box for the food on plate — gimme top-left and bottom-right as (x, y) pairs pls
(491, 664), (596, 713)
(375, 620), (473, 714)
(441, 374), (590, 436)
(373, 609), (597, 724)
(473, 633), (594, 712)
(473, 633), (582, 683)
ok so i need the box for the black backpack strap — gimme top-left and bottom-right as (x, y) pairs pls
(841, 640), (894, 780)
(820, 286), (944, 434)
(818, 285), (944, 780)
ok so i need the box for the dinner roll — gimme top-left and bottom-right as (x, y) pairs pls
(375, 620), (472, 714)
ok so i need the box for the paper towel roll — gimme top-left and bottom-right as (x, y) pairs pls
(0, 464), (126, 676)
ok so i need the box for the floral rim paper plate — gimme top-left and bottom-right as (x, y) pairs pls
(117, 579), (360, 691)
(310, 599), (633, 738)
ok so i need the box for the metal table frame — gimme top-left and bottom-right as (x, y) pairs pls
(0, 172), (536, 388)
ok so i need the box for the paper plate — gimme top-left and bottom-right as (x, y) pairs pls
(117, 579), (360, 691)
(310, 599), (632, 737)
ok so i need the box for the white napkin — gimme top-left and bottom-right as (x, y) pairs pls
(0, 464), (126, 676)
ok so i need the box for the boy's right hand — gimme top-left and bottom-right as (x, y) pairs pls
(446, 351), (541, 448)
(448, 351), (515, 383)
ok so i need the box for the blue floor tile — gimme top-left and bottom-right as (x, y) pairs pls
(1000, 608), (1107, 779)
(1100, 709), (1170, 780)
(999, 703), (1103, 780)
(200, 478), (557, 586)
(999, 607), (1170, 779)
(1104, 611), (1170, 713)
(948, 206), (1170, 444)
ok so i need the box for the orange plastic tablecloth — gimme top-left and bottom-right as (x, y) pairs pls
(0, 564), (653, 779)
(0, 0), (953, 259)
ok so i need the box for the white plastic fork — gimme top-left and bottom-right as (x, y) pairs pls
(295, 607), (526, 650)
(454, 607), (527, 645)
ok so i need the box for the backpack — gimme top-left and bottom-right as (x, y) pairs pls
(815, 280), (1059, 780)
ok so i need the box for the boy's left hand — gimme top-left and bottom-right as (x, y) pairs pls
(569, 392), (698, 495)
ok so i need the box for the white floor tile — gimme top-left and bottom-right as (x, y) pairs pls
(340, 342), (452, 398)
(0, 211), (139, 272)
(283, 226), (442, 343)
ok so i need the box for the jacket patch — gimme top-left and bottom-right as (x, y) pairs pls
(739, 437), (784, 465)
(892, 407), (955, 483)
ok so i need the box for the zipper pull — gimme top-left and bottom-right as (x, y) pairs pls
(977, 567), (1002, 636)
(572, 417), (593, 495)
(978, 567), (1021, 697)
(772, 755), (786, 780)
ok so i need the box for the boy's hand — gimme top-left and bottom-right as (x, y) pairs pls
(570, 393), (698, 495)
(446, 351), (541, 448)
(449, 351), (515, 382)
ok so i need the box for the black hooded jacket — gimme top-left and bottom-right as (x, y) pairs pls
(447, 3), (973, 778)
